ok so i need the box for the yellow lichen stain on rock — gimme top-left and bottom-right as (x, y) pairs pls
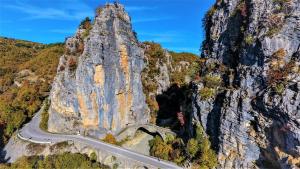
(93, 64), (109, 129)
(102, 103), (109, 129)
(275, 146), (300, 166)
(116, 44), (134, 130)
(111, 115), (116, 130)
(78, 93), (98, 127)
(116, 90), (133, 129)
(117, 93), (127, 128)
(119, 44), (130, 90)
(77, 93), (88, 126)
(90, 92), (99, 128)
(94, 65), (105, 86)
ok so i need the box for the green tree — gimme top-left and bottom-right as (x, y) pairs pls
(187, 138), (198, 158)
(203, 74), (222, 88)
(194, 125), (218, 169)
(40, 100), (50, 131)
(165, 133), (175, 144)
(149, 136), (172, 160)
(199, 87), (216, 100)
(0, 38), (63, 147)
(198, 138), (218, 169)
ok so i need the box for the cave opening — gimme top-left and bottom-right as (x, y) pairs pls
(155, 83), (193, 140)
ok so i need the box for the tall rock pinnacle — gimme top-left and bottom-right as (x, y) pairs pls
(48, 3), (149, 134)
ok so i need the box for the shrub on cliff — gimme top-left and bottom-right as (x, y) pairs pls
(269, 48), (286, 73)
(199, 87), (216, 100)
(267, 50), (294, 86)
(266, 14), (284, 37)
(80, 17), (92, 38)
(273, 48), (286, 58)
(203, 74), (222, 88)
(75, 40), (85, 54)
(40, 99), (50, 131)
(80, 17), (92, 29)
(102, 133), (117, 145)
(68, 57), (77, 71)
(245, 35), (255, 45)
(187, 138), (198, 158)
(190, 125), (218, 169)
(273, 83), (285, 95)
(169, 52), (201, 85)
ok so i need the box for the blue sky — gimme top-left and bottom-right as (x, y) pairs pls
(0, 0), (215, 54)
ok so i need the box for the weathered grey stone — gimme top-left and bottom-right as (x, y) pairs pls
(48, 3), (149, 134)
(194, 0), (300, 168)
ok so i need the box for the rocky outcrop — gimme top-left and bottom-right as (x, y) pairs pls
(141, 42), (200, 123)
(48, 3), (149, 134)
(192, 0), (300, 168)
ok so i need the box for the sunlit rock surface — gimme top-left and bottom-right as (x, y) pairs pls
(191, 0), (300, 168)
(48, 3), (149, 134)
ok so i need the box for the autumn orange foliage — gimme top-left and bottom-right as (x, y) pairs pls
(102, 133), (117, 144)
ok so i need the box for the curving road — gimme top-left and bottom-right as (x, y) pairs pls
(18, 108), (182, 169)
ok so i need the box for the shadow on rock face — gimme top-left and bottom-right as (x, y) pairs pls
(0, 148), (9, 163)
(252, 93), (300, 169)
(155, 83), (194, 141)
(0, 126), (9, 163)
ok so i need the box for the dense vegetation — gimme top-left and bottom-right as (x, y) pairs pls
(80, 17), (93, 38)
(0, 37), (63, 147)
(169, 51), (202, 85)
(102, 134), (117, 145)
(149, 125), (217, 168)
(141, 42), (201, 123)
(102, 133), (130, 146)
(39, 99), (50, 131)
(198, 74), (222, 100)
(0, 152), (109, 169)
(141, 42), (217, 167)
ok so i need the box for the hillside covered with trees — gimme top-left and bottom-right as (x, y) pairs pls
(0, 37), (64, 147)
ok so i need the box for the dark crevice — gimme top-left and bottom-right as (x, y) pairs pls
(206, 91), (226, 152)
(155, 83), (193, 142)
(288, 83), (298, 93)
(250, 116), (259, 132)
(137, 127), (163, 139)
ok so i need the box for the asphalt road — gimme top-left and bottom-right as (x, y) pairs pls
(19, 108), (182, 169)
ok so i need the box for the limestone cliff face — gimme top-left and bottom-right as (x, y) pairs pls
(48, 3), (149, 134)
(192, 0), (300, 168)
